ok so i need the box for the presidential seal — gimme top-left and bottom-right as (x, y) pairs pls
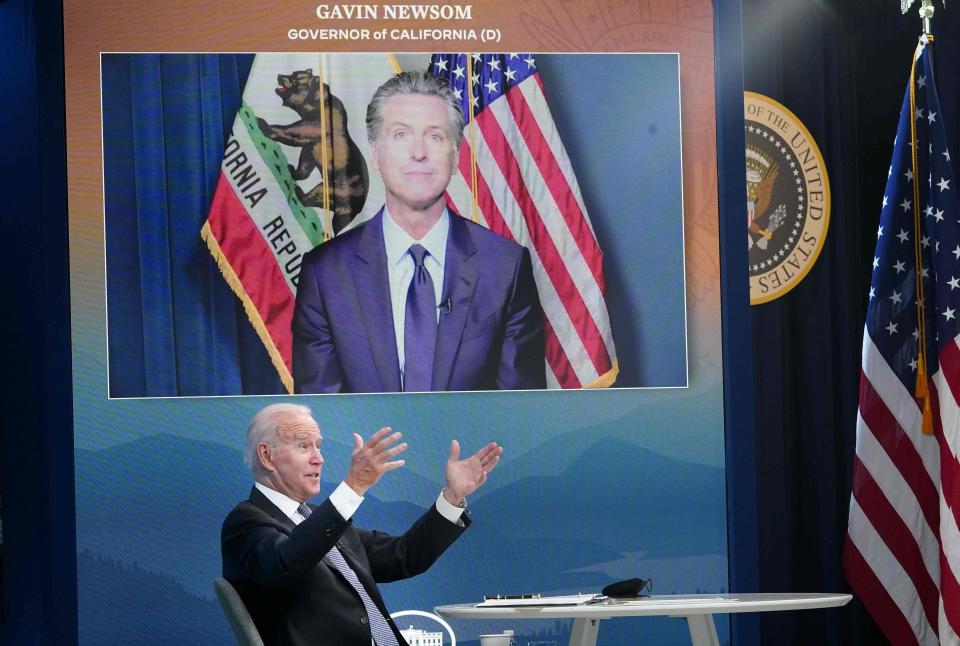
(744, 92), (830, 304)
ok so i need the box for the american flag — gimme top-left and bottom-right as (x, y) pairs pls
(844, 37), (960, 644)
(429, 53), (618, 388)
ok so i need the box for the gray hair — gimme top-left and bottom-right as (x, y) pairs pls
(245, 403), (313, 477)
(366, 70), (465, 148)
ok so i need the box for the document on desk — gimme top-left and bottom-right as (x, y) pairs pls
(477, 594), (601, 607)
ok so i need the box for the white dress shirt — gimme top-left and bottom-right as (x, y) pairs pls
(381, 207), (449, 384)
(254, 480), (465, 525)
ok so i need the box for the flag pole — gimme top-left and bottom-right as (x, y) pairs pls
(920, 1), (934, 36)
(902, 0), (948, 432)
(908, 39), (935, 434)
(317, 53), (333, 241)
(901, 0), (941, 36)
(465, 54), (480, 224)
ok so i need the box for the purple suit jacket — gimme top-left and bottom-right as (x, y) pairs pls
(292, 209), (546, 393)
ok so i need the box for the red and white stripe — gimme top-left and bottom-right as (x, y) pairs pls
(445, 74), (617, 388)
(845, 330), (960, 644)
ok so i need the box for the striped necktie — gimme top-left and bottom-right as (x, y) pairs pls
(296, 503), (399, 646)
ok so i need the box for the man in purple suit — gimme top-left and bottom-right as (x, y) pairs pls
(292, 71), (546, 393)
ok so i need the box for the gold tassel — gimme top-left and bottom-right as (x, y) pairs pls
(915, 361), (934, 435)
(915, 355), (927, 398)
(922, 396), (934, 435)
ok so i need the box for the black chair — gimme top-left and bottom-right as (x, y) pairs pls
(213, 577), (265, 646)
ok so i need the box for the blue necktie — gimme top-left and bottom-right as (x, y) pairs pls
(296, 503), (399, 646)
(403, 244), (437, 392)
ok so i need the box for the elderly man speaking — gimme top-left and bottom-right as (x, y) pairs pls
(222, 403), (501, 645)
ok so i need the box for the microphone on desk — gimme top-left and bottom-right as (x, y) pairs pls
(438, 298), (453, 315)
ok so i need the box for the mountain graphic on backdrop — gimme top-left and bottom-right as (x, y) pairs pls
(474, 407), (724, 492)
(473, 437), (727, 556)
(77, 549), (226, 644)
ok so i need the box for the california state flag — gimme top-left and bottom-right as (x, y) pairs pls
(203, 54), (424, 392)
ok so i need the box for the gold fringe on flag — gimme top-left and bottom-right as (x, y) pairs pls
(200, 222), (295, 394)
(583, 361), (620, 389)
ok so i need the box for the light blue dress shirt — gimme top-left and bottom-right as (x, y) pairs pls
(381, 208), (449, 382)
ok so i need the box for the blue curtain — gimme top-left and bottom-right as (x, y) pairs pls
(103, 54), (284, 397)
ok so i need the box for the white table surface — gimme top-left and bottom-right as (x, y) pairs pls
(436, 593), (852, 646)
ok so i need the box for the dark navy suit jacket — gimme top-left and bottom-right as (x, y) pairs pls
(222, 486), (467, 646)
(292, 209), (546, 393)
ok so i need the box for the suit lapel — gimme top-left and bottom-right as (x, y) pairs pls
(433, 214), (478, 389)
(350, 209), (402, 392)
(249, 488), (343, 576)
(248, 486), (296, 531)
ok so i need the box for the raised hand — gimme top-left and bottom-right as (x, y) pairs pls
(344, 427), (407, 496)
(443, 440), (503, 505)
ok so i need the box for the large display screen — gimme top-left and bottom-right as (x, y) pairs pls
(65, 2), (730, 643)
(102, 52), (686, 397)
